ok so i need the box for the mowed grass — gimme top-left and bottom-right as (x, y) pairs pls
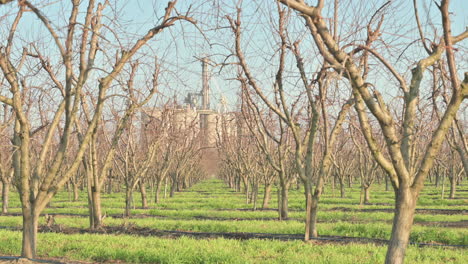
(0, 179), (467, 263)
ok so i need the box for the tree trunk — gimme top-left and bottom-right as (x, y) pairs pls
(91, 186), (102, 228)
(385, 188), (417, 264)
(252, 182), (258, 210)
(21, 210), (38, 258)
(449, 175), (456, 199)
(331, 176), (335, 197)
(125, 187), (132, 217)
(170, 179), (176, 198)
(309, 193), (320, 238)
(339, 178), (345, 198)
(66, 181), (71, 202)
(164, 176), (168, 198)
(243, 180), (250, 204)
(262, 183), (272, 209)
(155, 179), (162, 204)
(107, 177), (113, 194)
(2, 180), (9, 214)
(139, 181), (148, 209)
(86, 173), (95, 228)
(72, 180), (79, 202)
(359, 186), (365, 205)
(304, 181), (317, 240)
(364, 186), (371, 204)
(441, 172), (446, 199)
(280, 184), (289, 219)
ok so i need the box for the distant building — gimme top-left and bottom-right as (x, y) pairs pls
(140, 57), (229, 177)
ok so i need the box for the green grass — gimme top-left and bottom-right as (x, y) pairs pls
(0, 178), (467, 263)
(0, 230), (465, 264)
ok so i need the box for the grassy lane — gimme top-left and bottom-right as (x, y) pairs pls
(0, 179), (466, 263)
(0, 230), (466, 264)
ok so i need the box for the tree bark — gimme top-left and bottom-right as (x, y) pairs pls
(385, 176), (389, 191)
(170, 179), (176, 198)
(139, 181), (148, 209)
(91, 186), (102, 228)
(262, 183), (272, 208)
(21, 210), (38, 258)
(304, 181), (317, 240)
(309, 193), (319, 238)
(125, 187), (133, 217)
(449, 175), (456, 199)
(86, 170), (95, 228)
(107, 176), (113, 194)
(280, 184), (289, 219)
(252, 182), (258, 210)
(385, 187), (417, 264)
(1, 180), (9, 214)
(72, 180), (79, 202)
(364, 186), (371, 204)
(339, 177), (345, 198)
(155, 179), (162, 204)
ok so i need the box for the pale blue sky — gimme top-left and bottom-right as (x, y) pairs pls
(1, 0), (467, 113)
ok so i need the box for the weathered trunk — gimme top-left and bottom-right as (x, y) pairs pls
(359, 186), (365, 205)
(176, 178), (182, 192)
(170, 175), (176, 198)
(339, 178), (345, 198)
(107, 177), (113, 194)
(280, 184), (289, 219)
(385, 188), (417, 264)
(441, 172), (446, 199)
(139, 181), (148, 209)
(252, 182), (258, 210)
(360, 185), (371, 205)
(331, 176), (335, 197)
(235, 176), (241, 192)
(164, 177), (168, 198)
(2, 180), (9, 214)
(21, 210), (38, 258)
(182, 178), (188, 190)
(449, 175), (456, 199)
(304, 181), (316, 240)
(243, 180), (250, 204)
(86, 172), (95, 228)
(309, 193), (320, 238)
(72, 180), (79, 202)
(66, 181), (72, 201)
(91, 187), (102, 228)
(155, 179), (162, 204)
(125, 187), (132, 217)
(262, 183), (272, 209)
(364, 186), (371, 203)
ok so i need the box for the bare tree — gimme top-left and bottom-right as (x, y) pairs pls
(278, 0), (467, 262)
(0, 0), (193, 257)
(228, 3), (353, 239)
